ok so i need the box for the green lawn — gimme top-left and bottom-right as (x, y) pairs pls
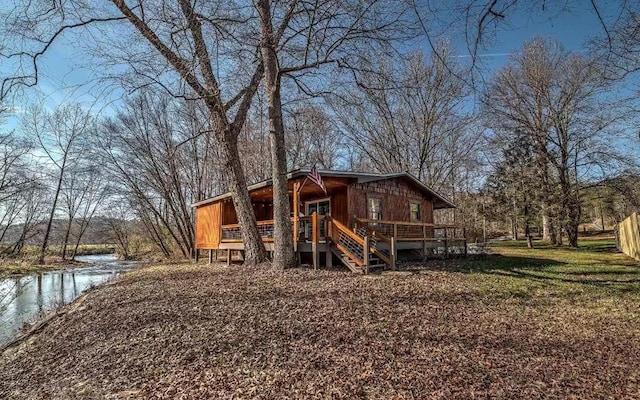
(458, 237), (640, 299)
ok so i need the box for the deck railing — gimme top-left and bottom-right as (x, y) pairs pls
(218, 215), (467, 269)
(221, 216), (314, 242)
(354, 217), (467, 257)
(354, 218), (465, 240)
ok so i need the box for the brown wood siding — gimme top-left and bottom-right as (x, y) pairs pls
(221, 201), (237, 225)
(331, 189), (349, 226)
(254, 202), (273, 220)
(195, 202), (221, 249)
(348, 178), (434, 225)
(423, 198), (434, 223)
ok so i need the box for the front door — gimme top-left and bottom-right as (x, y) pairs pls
(306, 199), (330, 237)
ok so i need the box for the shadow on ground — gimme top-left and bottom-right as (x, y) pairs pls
(406, 251), (640, 296)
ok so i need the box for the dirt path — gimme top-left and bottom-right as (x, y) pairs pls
(0, 264), (638, 399)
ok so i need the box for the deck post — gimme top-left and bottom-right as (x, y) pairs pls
(463, 227), (468, 257)
(443, 227), (449, 258)
(293, 182), (300, 253)
(195, 248), (199, 262)
(325, 217), (333, 268)
(363, 235), (369, 274)
(208, 249), (213, 264)
(393, 223), (398, 239)
(391, 236), (397, 270)
(422, 225), (427, 260)
(226, 249), (232, 266)
(312, 212), (319, 270)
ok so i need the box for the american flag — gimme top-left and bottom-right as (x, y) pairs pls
(308, 165), (327, 194)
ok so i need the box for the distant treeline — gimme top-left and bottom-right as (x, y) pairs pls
(0, 217), (120, 247)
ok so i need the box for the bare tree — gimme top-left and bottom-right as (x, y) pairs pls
(1, 0), (268, 264)
(104, 196), (136, 260)
(5, 181), (48, 256)
(332, 47), (477, 195)
(23, 104), (93, 263)
(68, 166), (109, 259)
(483, 37), (560, 243)
(590, 2), (640, 79)
(100, 91), (223, 258)
(0, 132), (34, 246)
(484, 37), (633, 247)
(237, 114), (272, 184)
(286, 105), (342, 170)
(0, 95), (47, 259)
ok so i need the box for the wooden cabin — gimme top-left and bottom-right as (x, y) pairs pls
(192, 170), (465, 273)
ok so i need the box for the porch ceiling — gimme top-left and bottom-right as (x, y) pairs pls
(249, 178), (348, 202)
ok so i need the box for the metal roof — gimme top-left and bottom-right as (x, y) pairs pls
(191, 169), (456, 209)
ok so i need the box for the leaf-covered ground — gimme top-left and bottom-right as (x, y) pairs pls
(0, 244), (639, 399)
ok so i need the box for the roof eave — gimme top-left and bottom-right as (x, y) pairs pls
(191, 170), (306, 208)
(191, 169), (456, 209)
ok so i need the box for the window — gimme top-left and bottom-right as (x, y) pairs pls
(306, 199), (330, 216)
(368, 197), (382, 220)
(306, 199), (330, 237)
(410, 202), (421, 222)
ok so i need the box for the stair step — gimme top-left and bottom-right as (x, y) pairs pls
(330, 243), (390, 274)
(331, 247), (361, 273)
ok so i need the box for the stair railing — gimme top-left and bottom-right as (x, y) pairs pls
(327, 216), (367, 267)
(354, 217), (395, 269)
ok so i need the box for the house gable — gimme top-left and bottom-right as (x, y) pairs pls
(347, 176), (434, 224)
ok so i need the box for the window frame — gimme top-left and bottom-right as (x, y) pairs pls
(409, 201), (422, 222)
(368, 196), (383, 221)
(305, 197), (331, 216)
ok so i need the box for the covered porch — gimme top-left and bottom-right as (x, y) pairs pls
(217, 177), (349, 246)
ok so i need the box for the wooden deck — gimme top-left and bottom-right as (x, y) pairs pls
(198, 213), (467, 273)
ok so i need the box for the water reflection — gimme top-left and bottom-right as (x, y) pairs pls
(0, 254), (137, 345)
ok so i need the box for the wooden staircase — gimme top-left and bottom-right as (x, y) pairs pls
(327, 216), (392, 274)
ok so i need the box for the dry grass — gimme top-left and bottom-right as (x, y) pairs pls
(0, 256), (639, 399)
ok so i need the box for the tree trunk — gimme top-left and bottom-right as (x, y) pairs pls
(554, 227), (562, 246)
(565, 224), (578, 248)
(542, 212), (557, 244)
(116, 230), (130, 260)
(532, 127), (556, 246)
(60, 218), (73, 261)
(217, 123), (268, 265)
(39, 164), (66, 264)
(512, 195), (518, 240)
(71, 216), (94, 260)
(257, 0), (296, 269)
(565, 193), (580, 248)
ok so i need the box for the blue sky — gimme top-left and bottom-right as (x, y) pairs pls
(444, 1), (623, 73)
(2, 1), (635, 127)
